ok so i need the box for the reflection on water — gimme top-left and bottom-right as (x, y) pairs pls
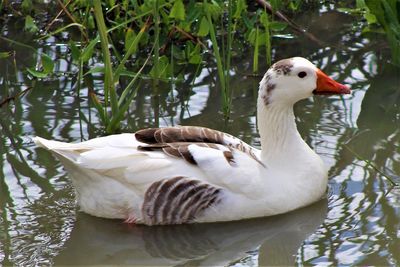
(54, 200), (327, 266)
(1, 3), (400, 267)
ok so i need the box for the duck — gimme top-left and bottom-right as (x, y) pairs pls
(33, 57), (350, 226)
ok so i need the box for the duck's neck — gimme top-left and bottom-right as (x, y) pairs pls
(257, 98), (308, 163)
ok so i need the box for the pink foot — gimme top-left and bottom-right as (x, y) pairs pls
(124, 213), (137, 224)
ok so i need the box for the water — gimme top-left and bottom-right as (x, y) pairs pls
(1, 4), (400, 266)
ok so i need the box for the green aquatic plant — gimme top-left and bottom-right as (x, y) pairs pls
(339, 0), (400, 66)
(365, 0), (400, 66)
(0, 0), (299, 132)
(90, 0), (150, 134)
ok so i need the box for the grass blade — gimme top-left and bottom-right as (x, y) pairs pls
(108, 45), (155, 133)
(114, 21), (149, 82)
(93, 0), (118, 118)
(205, 5), (229, 116)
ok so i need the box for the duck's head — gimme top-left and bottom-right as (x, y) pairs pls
(259, 57), (350, 105)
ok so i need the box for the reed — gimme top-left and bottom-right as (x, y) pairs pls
(205, 0), (239, 117)
(91, 0), (150, 134)
(366, 0), (400, 66)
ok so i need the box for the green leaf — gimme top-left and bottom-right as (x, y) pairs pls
(269, 0), (281, 11)
(197, 16), (209, 36)
(356, 0), (367, 9)
(115, 22), (147, 82)
(21, 0), (32, 14)
(258, 32), (266, 46)
(41, 53), (54, 74)
(189, 54), (202, 64)
(288, 1), (300, 11)
(269, 22), (287, 31)
(361, 27), (385, 34)
(88, 15), (95, 29)
(150, 56), (170, 79)
(27, 68), (48, 78)
(247, 28), (256, 44)
(93, 0), (118, 116)
(365, 0), (386, 27)
(364, 12), (377, 24)
(84, 66), (104, 76)
(0, 52), (11, 59)
(189, 44), (202, 64)
(69, 41), (80, 62)
(124, 28), (137, 53)
(233, 0), (247, 19)
(89, 91), (107, 125)
(203, 2), (223, 19)
(253, 27), (259, 73)
(24, 15), (38, 33)
(337, 7), (363, 14)
(39, 22), (85, 41)
(81, 37), (99, 62)
(260, 12), (269, 28)
(170, 0), (185, 20)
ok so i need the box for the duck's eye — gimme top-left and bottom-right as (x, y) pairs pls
(298, 71), (307, 78)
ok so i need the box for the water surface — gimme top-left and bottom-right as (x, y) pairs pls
(1, 3), (400, 266)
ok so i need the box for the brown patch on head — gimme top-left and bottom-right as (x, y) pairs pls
(263, 72), (272, 83)
(262, 94), (270, 105)
(262, 82), (276, 106)
(267, 83), (276, 92)
(273, 58), (294, 76)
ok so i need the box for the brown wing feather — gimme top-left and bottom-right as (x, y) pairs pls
(136, 126), (264, 167)
(135, 126), (225, 145)
(138, 142), (232, 166)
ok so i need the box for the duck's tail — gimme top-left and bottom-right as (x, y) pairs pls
(33, 137), (76, 150)
(33, 135), (146, 169)
(33, 136), (86, 163)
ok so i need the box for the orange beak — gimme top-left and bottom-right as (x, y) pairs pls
(313, 69), (351, 95)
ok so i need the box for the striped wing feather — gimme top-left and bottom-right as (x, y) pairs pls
(142, 176), (221, 225)
(135, 126), (262, 167)
(138, 142), (235, 166)
(135, 126), (225, 144)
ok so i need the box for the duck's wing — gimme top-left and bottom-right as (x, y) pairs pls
(35, 127), (264, 192)
(135, 126), (261, 161)
(134, 127), (265, 194)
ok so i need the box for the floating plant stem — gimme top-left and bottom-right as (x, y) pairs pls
(344, 144), (398, 186)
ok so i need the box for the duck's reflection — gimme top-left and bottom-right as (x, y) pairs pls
(55, 198), (327, 266)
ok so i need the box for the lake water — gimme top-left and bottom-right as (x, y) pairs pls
(1, 3), (399, 266)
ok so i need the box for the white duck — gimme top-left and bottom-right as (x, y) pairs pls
(34, 57), (350, 225)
